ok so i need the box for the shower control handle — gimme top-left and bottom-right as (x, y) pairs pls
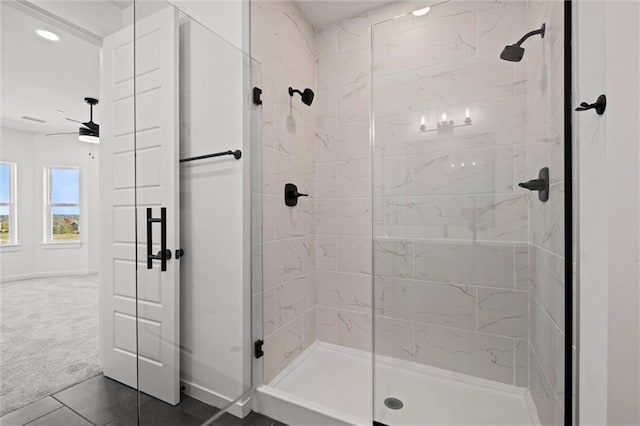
(518, 167), (549, 202)
(284, 183), (308, 207)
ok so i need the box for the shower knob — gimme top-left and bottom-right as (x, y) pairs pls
(284, 183), (308, 207)
(518, 167), (549, 202)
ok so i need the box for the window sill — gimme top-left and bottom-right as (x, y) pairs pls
(0, 244), (21, 252)
(41, 241), (83, 249)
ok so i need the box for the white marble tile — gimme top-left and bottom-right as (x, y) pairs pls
(261, 100), (275, 148)
(262, 289), (276, 337)
(317, 271), (372, 313)
(477, 194), (528, 242)
(316, 235), (337, 271)
(316, 198), (371, 236)
(530, 182), (565, 257)
(337, 310), (372, 351)
(381, 10), (476, 76)
(414, 323), (515, 385)
(385, 278), (476, 330)
(375, 316), (415, 361)
(316, 306), (338, 344)
(373, 239), (413, 278)
(274, 197), (315, 238)
(337, 15), (370, 51)
(273, 106), (316, 163)
(530, 244), (564, 329)
(264, 318), (305, 383)
(373, 155), (413, 197)
(413, 241), (515, 288)
(274, 272), (316, 329)
(316, 159), (370, 199)
(374, 275), (385, 315)
(317, 45), (370, 91)
(263, 236), (315, 289)
(477, 288), (528, 338)
(316, 89), (337, 128)
(303, 307), (317, 350)
(384, 195), (477, 240)
(412, 147), (515, 195)
(412, 55), (516, 111)
(262, 147), (315, 197)
(338, 82), (369, 124)
(316, 121), (370, 162)
(530, 297), (564, 398)
(372, 71), (414, 118)
(315, 25), (337, 57)
(515, 243), (529, 290)
(530, 345), (563, 426)
(477, 2), (528, 56)
(515, 338), (528, 387)
(337, 236), (372, 275)
(262, 195), (276, 242)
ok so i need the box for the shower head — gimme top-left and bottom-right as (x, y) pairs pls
(500, 45), (525, 62)
(500, 23), (545, 62)
(288, 87), (315, 106)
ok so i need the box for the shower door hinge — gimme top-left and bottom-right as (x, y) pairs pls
(254, 339), (264, 359)
(253, 87), (262, 106)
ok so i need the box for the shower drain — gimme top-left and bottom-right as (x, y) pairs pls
(384, 397), (404, 410)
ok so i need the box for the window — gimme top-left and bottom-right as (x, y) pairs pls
(45, 167), (80, 242)
(0, 162), (17, 245)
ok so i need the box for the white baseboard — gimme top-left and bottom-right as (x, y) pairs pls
(181, 380), (252, 419)
(0, 270), (98, 283)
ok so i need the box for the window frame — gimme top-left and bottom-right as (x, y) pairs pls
(43, 165), (81, 244)
(0, 161), (17, 245)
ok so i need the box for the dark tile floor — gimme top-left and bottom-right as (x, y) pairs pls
(1, 375), (286, 426)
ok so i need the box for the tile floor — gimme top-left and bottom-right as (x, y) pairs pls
(0, 375), (285, 426)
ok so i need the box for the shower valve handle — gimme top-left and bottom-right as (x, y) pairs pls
(284, 183), (308, 207)
(518, 167), (549, 202)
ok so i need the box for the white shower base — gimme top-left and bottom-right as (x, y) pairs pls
(255, 342), (539, 426)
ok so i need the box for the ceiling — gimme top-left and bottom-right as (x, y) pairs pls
(0, 1), (124, 135)
(296, 0), (397, 28)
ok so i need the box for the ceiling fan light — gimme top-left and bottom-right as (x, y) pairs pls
(79, 127), (99, 144)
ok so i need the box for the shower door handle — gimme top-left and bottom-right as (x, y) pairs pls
(147, 207), (170, 271)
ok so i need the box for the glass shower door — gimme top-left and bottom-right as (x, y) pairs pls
(372, 1), (568, 425)
(133, 1), (262, 423)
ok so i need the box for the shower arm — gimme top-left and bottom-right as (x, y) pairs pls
(514, 24), (545, 47)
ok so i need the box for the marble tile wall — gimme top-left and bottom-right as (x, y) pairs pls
(362, 0), (531, 388)
(311, 0), (537, 388)
(525, 1), (566, 424)
(251, 0), (318, 383)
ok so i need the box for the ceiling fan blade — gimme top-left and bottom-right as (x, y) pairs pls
(46, 132), (78, 136)
(65, 117), (83, 124)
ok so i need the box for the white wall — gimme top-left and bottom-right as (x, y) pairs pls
(0, 127), (99, 281)
(577, 1), (640, 424)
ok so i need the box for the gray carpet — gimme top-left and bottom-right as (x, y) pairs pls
(0, 274), (102, 416)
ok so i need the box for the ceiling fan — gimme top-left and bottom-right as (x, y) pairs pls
(46, 97), (100, 144)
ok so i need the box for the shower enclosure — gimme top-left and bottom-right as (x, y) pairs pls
(255, 1), (572, 425)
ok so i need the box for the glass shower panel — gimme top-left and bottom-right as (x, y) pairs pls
(372, 1), (566, 425)
(133, 0), (261, 423)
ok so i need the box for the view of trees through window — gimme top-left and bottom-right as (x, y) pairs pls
(0, 163), (14, 243)
(48, 167), (80, 241)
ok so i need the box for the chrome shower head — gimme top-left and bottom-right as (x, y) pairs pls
(500, 23), (545, 62)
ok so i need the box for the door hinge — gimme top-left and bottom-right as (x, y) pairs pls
(254, 339), (264, 359)
(253, 87), (262, 106)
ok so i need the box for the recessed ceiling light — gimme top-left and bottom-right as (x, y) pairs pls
(36, 29), (59, 41)
(412, 6), (431, 16)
